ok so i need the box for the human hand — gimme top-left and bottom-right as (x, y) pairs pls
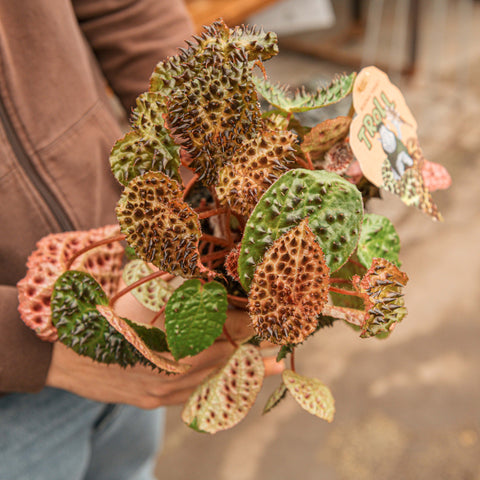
(46, 288), (283, 408)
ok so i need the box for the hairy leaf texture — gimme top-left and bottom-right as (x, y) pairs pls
(216, 130), (297, 216)
(283, 369), (335, 422)
(97, 305), (189, 373)
(116, 172), (209, 278)
(357, 214), (401, 268)
(225, 244), (241, 281)
(182, 344), (265, 433)
(110, 93), (181, 185)
(123, 260), (175, 312)
(239, 169), (363, 289)
(353, 258), (408, 338)
(164, 280), (228, 360)
(324, 140), (354, 174)
(254, 72), (356, 113)
(248, 219), (329, 345)
(150, 20), (278, 184)
(301, 116), (352, 165)
(17, 225), (123, 341)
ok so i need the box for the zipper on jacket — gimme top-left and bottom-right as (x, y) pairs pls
(0, 94), (74, 232)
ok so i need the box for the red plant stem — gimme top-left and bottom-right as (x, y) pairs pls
(329, 278), (352, 285)
(66, 234), (126, 270)
(150, 305), (166, 325)
(226, 294), (248, 307)
(231, 211), (246, 232)
(348, 258), (364, 269)
(290, 349), (296, 373)
(224, 209), (233, 246)
(182, 173), (199, 200)
(198, 207), (228, 220)
(329, 286), (362, 297)
(304, 152), (314, 170)
(222, 325), (238, 348)
(295, 156), (312, 170)
(109, 270), (167, 308)
(200, 234), (231, 247)
(207, 241), (215, 269)
(200, 248), (229, 263)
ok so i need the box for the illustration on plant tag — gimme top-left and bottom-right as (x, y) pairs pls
(350, 66), (447, 221)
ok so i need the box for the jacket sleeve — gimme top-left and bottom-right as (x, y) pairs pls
(72, 0), (194, 112)
(0, 286), (53, 393)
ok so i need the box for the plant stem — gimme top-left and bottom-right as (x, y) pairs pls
(329, 277), (352, 285)
(348, 258), (364, 269)
(198, 207), (228, 220)
(295, 156), (311, 170)
(304, 152), (314, 170)
(226, 294), (248, 308)
(109, 270), (167, 308)
(222, 325), (238, 348)
(329, 286), (362, 297)
(200, 248), (229, 263)
(150, 305), (166, 325)
(65, 234), (126, 270)
(182, 173), (199, 199)
(200, 234), (231, 247)
(290, 349), (296, 373)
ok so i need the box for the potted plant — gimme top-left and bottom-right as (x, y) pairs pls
(17, 19), (450, 433)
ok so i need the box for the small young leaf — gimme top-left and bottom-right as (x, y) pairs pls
(123, 260), (175, 312)
(97, 305), (189, 373)
(117, 172), (209, 278)
(276, 344), (294, 362)
(282, 369), (335, 422)
(248, 219), (329, 345)
(239, 169), (364, 289)
(254, 73), (356, 113)
(353, 258), (409, 338)
(181, 344), (265, 433)
(165, 280), (228, 360)
(263, 381), (287, 414)
(357, 214), (401, 268)
(301, 117), (352, 164)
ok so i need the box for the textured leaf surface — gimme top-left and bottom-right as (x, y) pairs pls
(329, 256), (366, 310)
(110, 93), (180, 185)
(324, 141), (354, 174)
(239, 169), (363, 289)
(301, 117), (352, 164)
(51, 271), (144, 367)
(123, 260), (174, 311)
(97, 305), (189, 373)
(254, 73), (356, 113)
(353, 258), (409, 338)
(263, 381), (287, 414)
(17, 225), (123, 341)
(117, 172), (206, 277)
(282, 369), (335, 422)
(165, 280), (228, 360)
(150, 21), (277, 184)
(181, 344), (265, 433)
(248, 219), (329, 345)
(216, 130), (297, 216)
(357, 214), (401, 268)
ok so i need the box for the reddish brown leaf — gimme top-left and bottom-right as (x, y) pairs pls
(248, 218), (330, 345)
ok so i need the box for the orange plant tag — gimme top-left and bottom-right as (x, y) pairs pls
(350, 66), (443, 221)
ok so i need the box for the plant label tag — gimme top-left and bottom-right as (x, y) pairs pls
(349, 66), (443, 221)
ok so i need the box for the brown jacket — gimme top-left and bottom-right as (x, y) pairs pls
(0, 0), (193, 393)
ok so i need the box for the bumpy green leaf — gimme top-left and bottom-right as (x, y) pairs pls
(263, 381), (287, 414)
(282, 369), (335, 422)
(124, 318), (169, 353)
(357, 214), (401, 268)
(254, 72), (356, 113)
(51, 271), (147, 367)
(239, 169), (363, 289)
(123, 260), (175, 312)
(165, 280), (228, 360)
(110, 93), (180, 185)
(329, 255), (366, 310)
(182, 344), (265, 433)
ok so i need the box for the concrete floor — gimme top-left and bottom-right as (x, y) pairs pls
(155, 1), (480, 478)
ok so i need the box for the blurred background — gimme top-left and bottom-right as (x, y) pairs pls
(155, 1), (480, 478)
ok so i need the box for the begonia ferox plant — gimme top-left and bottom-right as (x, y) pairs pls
(18, 20), (450, 433)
